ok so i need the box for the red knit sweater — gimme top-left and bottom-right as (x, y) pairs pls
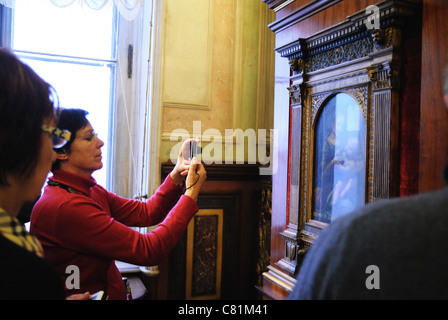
(30, 170), (198, 300)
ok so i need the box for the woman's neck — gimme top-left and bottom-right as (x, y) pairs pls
(58, 165), (94, 180)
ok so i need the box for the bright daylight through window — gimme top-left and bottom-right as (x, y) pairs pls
(8, 0), (118, 187)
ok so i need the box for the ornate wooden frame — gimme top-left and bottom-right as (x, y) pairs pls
(271, 0), (420, 276)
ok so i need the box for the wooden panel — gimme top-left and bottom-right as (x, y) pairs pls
(185, 209), (223, 300)
(158, 163), (268, 300)
(419, 0), (448, 192)
(270, 53), (290, 266)
(262, 0), (423, 300)
(273, 0), (379, 48)
(288, 106), (301, 226)
(268, 0), (342, 27)
(398, 6), (422, 196)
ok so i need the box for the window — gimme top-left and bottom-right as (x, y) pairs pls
(0, 1), (157, 198)
(4, 0), (117, 187)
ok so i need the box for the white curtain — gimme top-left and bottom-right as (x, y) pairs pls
(0, 0), (142, 20)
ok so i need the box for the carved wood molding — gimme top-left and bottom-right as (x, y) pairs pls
(275, 0), (419, 72)
(262, 0), (293, 11)
(266, 0), (342, 33)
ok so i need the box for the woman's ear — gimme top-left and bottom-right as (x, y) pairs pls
(56, 151), (69, 161)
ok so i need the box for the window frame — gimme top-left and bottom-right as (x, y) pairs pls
(0, 2), (158, 199)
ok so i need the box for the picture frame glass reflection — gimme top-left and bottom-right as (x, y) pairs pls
(312, 93), (366, 223)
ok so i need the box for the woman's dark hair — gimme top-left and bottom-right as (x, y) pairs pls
(51, 108), (89, 172)
(0, 49), (58, 186)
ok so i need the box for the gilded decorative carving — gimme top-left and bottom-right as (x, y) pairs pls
(279, 3), (405, 76)
(289, 58), (305, 74)
(310, 93), (332, 125)
(272, 0), (419, 278)
(309, 86), (368, 130)
(287, 85), (301, 105)
(368, 62), (401, 90)
(286, 35), (374, 74)
(256, 179), (272, 286)
(370, 27), (393, 49)
(307, 37), (373, 73)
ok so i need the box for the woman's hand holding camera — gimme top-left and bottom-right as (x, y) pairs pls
(170, 138), (207, 200)
(184, 157), (207, 202)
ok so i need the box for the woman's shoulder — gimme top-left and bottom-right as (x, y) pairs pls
(0, 234), (65, 299)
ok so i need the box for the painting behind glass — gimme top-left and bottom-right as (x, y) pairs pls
(312, 93), (366, 223)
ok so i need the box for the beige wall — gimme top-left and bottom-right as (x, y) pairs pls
(159, 0), (275, 165)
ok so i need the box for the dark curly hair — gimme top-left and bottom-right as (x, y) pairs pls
(0, 48), (59, 186)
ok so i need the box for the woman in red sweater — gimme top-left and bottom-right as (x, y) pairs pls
(30, 108), (206, 300)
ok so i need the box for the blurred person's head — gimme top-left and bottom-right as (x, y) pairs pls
(0, 49), (65, 215)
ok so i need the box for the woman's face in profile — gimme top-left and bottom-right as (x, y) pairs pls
(61, 121), (104, 178)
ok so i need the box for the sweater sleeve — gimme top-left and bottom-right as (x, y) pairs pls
(102, 175), (183, 227)
(54, 194), (198, 266)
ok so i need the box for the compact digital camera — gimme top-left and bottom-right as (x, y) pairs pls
(190, 140), (201, 160)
